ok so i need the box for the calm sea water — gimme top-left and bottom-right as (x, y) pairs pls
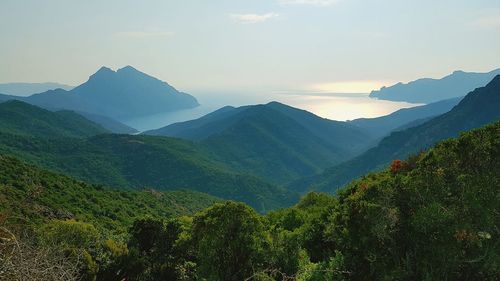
(124, 92), (421, 132)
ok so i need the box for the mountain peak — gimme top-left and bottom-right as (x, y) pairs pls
(452, 70), (465, 75)
(266, 101), (286, 106)
(90, 66), (115, 80)
(95, 66), (114, 74)
(64, 65), (199, 119)
(117, 65), (140, 73)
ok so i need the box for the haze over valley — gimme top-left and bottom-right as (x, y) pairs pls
(5, 65), (493, 132)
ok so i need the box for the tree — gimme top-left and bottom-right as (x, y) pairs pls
(192, 201), (265, 281)
(39, 220), (101, 281)
(126, 217), (192, 280)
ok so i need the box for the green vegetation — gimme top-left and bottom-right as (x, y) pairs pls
(0, 76), (499, 280)
(294, 121), (499, 280)
(291, 75), (500, 193)
(2, 120), (498, 280)
(146, 101), (374, 184)
(0, 100), (297, 212)
(0, 155), (220, 236)
(0, 100), (108, 138)
(0, 133), (296, 212)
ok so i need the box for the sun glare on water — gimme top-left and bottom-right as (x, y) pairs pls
(309, 80), (393, 94)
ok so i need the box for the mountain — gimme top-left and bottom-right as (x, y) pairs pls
(0, 133), (296, 212)
(0, 82), (73, 96)
(280, 121), (500, 280)
(146, 105), (243, 140)
(292, 75), (500, 193)
(0, 92), (21, 102)
(0, 154), (220, 234)
(0, 101), (295, 212)
(3, 84), (497, 281)
(146, 102), (375, 184)
(370, 68), (500, 103)
(0, 98), (137, 134)
(0, 100), (108, 138)
(7, 121), (497, 280)
(20, 66), (199, 120)
(349, 97), (462, 138)
(77, 111), (138, 134)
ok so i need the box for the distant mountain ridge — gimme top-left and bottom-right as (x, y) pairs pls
(291, 75), (500, 193)
(349, 96), (463, 138)
(0, 82), (73, 96)
(370, 68), (500, 103)
(4, 66), (199, 120)
(146, 101), (376, 184)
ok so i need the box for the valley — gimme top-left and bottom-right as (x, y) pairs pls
(1, 2), (499, 279)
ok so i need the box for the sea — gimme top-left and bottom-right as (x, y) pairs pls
(123, 91), (422, 132)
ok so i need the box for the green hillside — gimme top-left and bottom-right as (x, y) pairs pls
(4, 121), (496, 281)
(292, 75), (500, 193)
(273, 120), (500, 280)
(0, 100), (108, 138)
(0, 100), (296, 212)
(147, 102), (374, 184)
(0, 104), (295, 212)
(0, 133), (295, 212)
(0, 155), (220, 236)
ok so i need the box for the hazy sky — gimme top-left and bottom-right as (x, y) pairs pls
(1, 0), (500, 94)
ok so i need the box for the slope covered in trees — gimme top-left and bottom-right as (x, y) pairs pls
(0, 100), (295, 212)
(281, 120), (500, 280)
(0, 100), (108, 138)
(291, 75), (500, 193)
(146, 102), (374, 184)
(3, 120), (497, 281)
(0, 155), (220, 235)
(0, 132), (295, 212)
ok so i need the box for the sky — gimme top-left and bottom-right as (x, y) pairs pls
(1, 0), (500, 95)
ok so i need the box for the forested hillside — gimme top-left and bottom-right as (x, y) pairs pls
(0, 100), (108, 138)
(146, 102), (374, 184)
(0, 155), (220, 236)
(292, 75), (500, 193)
(2, 120), (497, 281)
(2, 2), (498, 280)
(0, 101), (296, 212)
(0, 133), (295, 212)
